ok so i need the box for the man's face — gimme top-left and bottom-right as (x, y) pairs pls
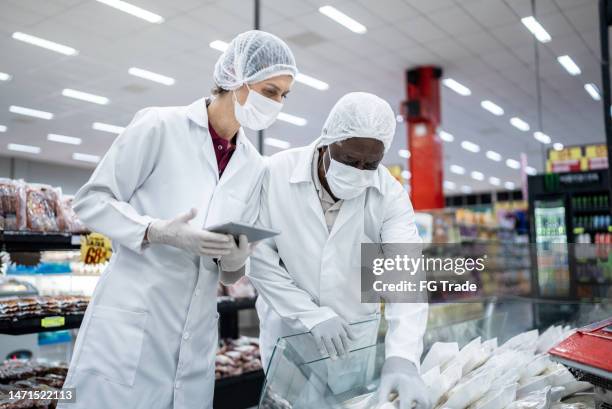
(323, 137), (385, 171)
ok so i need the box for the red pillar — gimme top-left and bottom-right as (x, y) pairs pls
(403, 66), (444, 210)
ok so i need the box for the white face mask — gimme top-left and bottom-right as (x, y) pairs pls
(323, 148), (376, 200)
(233, 85), (283, 131)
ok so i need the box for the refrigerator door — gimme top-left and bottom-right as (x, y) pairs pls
(533, 199), (570, 297)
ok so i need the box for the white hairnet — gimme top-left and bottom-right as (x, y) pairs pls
(213, 30), (298, 91)
(318, 92), (396, 152)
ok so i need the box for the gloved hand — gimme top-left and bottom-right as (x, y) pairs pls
(378, 357), (431, 409)
(310, 316), (355, 360)
(219, 234), (251, 272)
(147, 208), (233, 257)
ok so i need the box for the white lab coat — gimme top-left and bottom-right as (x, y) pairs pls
(59, 98), (265, 409)
(248, 141), (428, 371)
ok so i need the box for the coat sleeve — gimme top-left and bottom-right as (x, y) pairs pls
(380, 175), (428, 369)
(247, 169), (337, 332)
(73, 108), (162, 254)
(219, 160), (266, 285)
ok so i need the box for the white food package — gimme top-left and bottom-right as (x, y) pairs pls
(422, 342), (459, 374)
(505, 386), (553, 409)
(499, 330), (539, 353)
(520, 354), (551, 382)
(468, 382), (517, 409)
(442, 371), (492, 409)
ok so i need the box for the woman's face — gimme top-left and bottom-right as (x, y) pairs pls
(234, 74), (293, 105)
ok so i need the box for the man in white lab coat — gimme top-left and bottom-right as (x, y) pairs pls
(59, 31), (297, 409)
(248, 92), (431, 409)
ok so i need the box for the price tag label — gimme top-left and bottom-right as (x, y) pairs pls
(80, 233), (112, 265)
(41, 316), (65, 328)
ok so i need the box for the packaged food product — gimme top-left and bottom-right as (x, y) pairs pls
(225, 276), (257, 299)
(0, 178), (26, 231)
(57, 196), (86, 233)
(421, 342), (459, 374)
(25, 184), (60, 232)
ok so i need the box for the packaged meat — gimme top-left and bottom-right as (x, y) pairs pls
(57, 196), (86, 233)
(25, 184), (60, 232)
(225, 276), (257, 299)
(421, 342), (459, 374)
(442, 371), (492, 409)
(0, 178), (26, 231)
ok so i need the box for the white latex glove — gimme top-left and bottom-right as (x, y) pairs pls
(219, 234), (251, 272)
(147, 208), (233, 257)
(378, 357), (431, 409)
(310, 316), (355, 360)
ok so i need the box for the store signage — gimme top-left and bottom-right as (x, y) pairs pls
(80, 233), (112, 265)
(41, 316), (65, 328)
(546, 144), (608, 173)
(544, 172), (600, 192)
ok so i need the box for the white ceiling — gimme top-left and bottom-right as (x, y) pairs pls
(0, 0), (604, 193)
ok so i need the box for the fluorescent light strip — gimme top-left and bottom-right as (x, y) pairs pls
(486, 150), (502, 162)
(73, 152), (101, 163)
(398, 149), (410, 159)
(319, 5), (367, 34)
(461, 140), (480, 153)
(401, 170), (411, 180)
(443, 181), (456, 190)
(533, 131), (551, 144)
(295, 73), (329, 91)
(521, 16), (552, 43)
(553, 142), (564, 151)
(461, 185), (472, 194)
(12, 32), (78, 56)
(510, 117), (530, 131)
(93, 122), (125, 134)
(0, 72), (11, 81)
(526, 166), (537, 176)
(557, 55), (581, 76)
(128, 67), (175, 86)
(9, 105), (53, 120)
(439, 130), (454, 142)
(471, 171), (484, 181)
(506, 159), (521, 169)
(95, 0), (163, 23)
(8, 143), (40, 154)
(584, 83), (601, 101)
(489, 177), (501, 186)
(264, 137), (291, 149)
(0, 125), (6, 133)
(504, 181), (516, 190)
(62, 88), (109, 105)
(277, 112), (307, 126)
(480, 100), (504, 116)
(48, 133), (82, 145)
(209, 40), (229, 52)
(442, 78), (471, 96)
(450, 164), (466, 175)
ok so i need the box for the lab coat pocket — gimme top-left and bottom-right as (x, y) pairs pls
(78, 305), (148, 387)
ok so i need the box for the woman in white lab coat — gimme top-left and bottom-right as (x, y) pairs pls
(59, 31), (297, 409)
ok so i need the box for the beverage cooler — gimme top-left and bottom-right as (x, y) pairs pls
(527, 170), (612, 301)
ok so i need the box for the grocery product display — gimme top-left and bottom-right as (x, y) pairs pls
(1, 1), (610, 408)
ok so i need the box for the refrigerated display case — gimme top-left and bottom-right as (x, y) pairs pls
(259, 298), (612, 409)
(528, 170), (612, 300)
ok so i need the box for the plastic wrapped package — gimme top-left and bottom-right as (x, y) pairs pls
(498, 330), (539, 354)
(25, 184), (60, 232)
(441, 371), (493, 409)
(506, 386), (553, 409)
(520, 354), (551, 382)
(57, 196), (86, 233)
(0, 178), (26, 231)
(422, 342), (459, 374)
(468, 382), (517, 409)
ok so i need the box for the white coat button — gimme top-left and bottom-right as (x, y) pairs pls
(183, 332), (190, 340)
(175, 381), (181, 389)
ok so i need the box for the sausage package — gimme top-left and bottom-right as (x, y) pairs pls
(25, 184), (61, 232)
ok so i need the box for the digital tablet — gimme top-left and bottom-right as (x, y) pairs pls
(208, 222), (280, 242)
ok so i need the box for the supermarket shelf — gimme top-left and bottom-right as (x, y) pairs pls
(572, 208), (611, 215)
(214, 370), (265, 409)
(0, 231), (83, 252)
(0, 314), (83, 335)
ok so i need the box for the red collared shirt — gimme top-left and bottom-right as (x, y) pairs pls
(208, 121), (236, 176)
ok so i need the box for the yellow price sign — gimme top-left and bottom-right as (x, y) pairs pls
(41, 316), (65, 328)
(80, 233), (112, 265)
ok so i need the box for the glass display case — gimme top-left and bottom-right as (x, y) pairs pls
(259, 298), (612, 409)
